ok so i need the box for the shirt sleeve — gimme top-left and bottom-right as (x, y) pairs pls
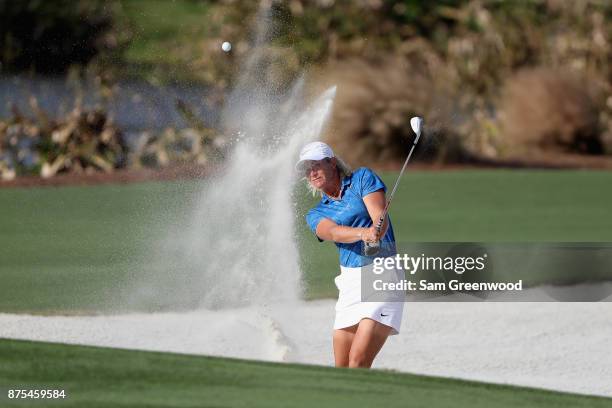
(358, 167), (386, 197)
(305, 209), (324, 242)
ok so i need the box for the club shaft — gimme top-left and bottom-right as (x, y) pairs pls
(375, 135), (420, 232)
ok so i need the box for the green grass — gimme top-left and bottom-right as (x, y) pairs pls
(0, 180), (202, 313)
(1, 170), (612, 312)
(0, 339), (609, 408)
(117, 0), (213, 83)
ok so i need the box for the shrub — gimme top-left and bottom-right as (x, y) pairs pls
(309, 49), (465, 166)
(0, 0), (126, 74)
(498, 68), (606, 154)
(0, 98), (127, 180)
(0, 97), (225, 180)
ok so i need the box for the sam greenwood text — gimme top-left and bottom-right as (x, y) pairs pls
(373, 280), (523, 292)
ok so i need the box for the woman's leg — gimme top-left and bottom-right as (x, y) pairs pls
(348, 318), (392, 368)
(333, 325), (357, 367)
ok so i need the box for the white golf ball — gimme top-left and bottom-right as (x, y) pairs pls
(221, 41), (232, 52)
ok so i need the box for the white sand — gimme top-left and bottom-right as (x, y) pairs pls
(1, 291), (611, 398)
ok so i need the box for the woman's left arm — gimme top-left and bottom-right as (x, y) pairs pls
(363, 190), (389, 239)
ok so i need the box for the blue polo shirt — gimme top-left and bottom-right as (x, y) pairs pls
(306, 167), (397, 268)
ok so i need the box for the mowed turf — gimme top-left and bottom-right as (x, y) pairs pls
(1, 170), (612, 311)
(0, 339), (610, 408)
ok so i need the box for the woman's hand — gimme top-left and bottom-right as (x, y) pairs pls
(363, 191), (389, 238)
(360, 226), (379, 243)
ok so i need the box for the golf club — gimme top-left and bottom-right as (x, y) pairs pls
(364, 116), (423, 256)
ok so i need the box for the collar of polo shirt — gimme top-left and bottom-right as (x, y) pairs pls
(321, 173), (352, 203)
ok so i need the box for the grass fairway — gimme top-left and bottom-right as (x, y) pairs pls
(117, 0), (212, 82)
(1, 170), (612, 312)
(0, 339), (609, 408)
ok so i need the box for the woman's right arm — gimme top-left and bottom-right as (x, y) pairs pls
(316, 218), (378, 244)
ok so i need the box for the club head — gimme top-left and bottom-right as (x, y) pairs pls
(410, 116), (423, 136)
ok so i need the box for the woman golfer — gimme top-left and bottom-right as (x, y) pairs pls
(296, 141), (404, 368)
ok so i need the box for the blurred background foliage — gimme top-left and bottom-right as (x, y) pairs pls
(1, 0), (611, 179)
(0, 0), (127, 74)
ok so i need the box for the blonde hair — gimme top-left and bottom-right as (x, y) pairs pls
(305, 156), (353, 197)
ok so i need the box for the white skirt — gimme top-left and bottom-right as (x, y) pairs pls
(333, 262), (405, 335)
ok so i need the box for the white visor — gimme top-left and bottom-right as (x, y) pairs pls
(295, 142), (334, 171)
